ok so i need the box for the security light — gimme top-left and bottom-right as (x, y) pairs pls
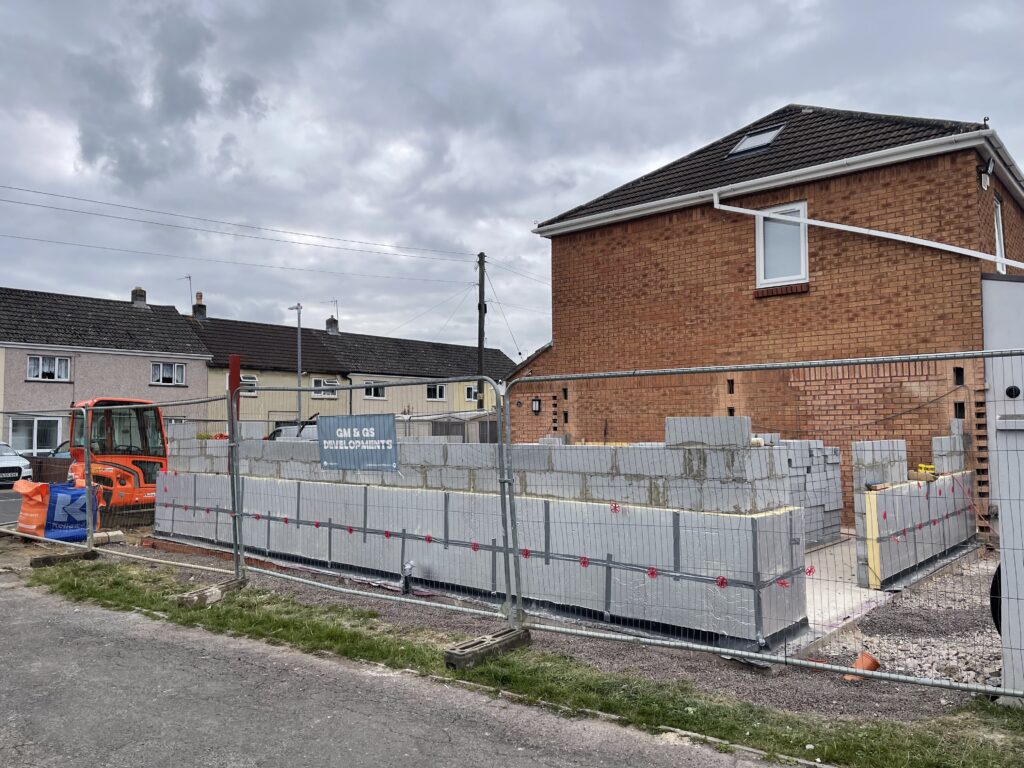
(531, 397), (541, 415)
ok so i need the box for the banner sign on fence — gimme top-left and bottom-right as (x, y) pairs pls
(318, 414), (398, 471)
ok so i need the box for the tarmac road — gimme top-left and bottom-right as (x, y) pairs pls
(0, 575), (758, 768)
(0, 488), (20, 525)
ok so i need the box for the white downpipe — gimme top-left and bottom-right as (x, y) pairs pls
(712, 190), (1024, 272)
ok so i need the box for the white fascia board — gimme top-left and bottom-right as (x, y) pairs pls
(0, 341), (212, 361)
(534, 130), (1006, 238)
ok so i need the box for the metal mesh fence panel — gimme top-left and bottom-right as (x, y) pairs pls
(504, 350), (1024, 698)
(156, 377), (514, 618)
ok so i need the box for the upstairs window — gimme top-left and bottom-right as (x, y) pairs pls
(312, 377), (340, 399)
(730, 125), (784, 155)
(151, 362), (185, 386)
(465, 385), (478, 402)
(426, 384), (446, 401)
(239, 373), (259, 397)
(756, 201), (808, 288)
(27, 355), (70, 381)
(364, 381), (386, 399)
(995, 197), (1007, 275)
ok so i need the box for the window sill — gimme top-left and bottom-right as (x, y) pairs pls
(753, 282), (809, 299)
(25, 379), (72, 383)
(149, 383), (188, 388)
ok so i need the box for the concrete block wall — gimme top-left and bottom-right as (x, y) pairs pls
(155, 473), (807, 642)
(771, 440), (843, 549)
(852, 437), (976, 589)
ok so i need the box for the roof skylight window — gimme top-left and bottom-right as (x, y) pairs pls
(730, 125), (784, 155)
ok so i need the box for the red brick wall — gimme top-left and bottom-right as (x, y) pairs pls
(508, 149), (1020, 522)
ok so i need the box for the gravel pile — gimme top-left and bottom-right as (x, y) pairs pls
(817, 554), (1001, 687)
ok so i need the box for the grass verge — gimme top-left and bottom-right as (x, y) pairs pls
(29, 561), (1024, 768)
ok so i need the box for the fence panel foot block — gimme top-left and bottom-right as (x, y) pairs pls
(444, 627), (532, 669)
(29, 550), (98, 568)
(173, 577), (248, 607)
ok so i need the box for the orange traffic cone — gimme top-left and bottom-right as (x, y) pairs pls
(843, 650), (881, 682)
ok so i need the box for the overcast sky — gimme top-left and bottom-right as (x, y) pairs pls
(1, 1), (1021, 362)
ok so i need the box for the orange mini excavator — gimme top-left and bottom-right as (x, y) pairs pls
(67, 398), (168, 525)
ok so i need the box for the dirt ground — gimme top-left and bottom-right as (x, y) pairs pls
(0, 529), (998, 722)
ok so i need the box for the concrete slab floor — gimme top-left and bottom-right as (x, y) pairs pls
(780, 535), (892, 655)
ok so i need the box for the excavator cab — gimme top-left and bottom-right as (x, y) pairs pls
(68, 398), (167, 524)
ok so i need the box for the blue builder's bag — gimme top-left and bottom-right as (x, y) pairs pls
(15, 480), (100, 543)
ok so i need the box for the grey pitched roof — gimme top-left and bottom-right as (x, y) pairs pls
(542, 104), (986, 228)
(0, 286), (209, 355)
(318, 329), (516, 380)
(192, 317), (517, 381)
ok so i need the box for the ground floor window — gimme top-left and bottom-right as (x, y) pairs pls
(9, 416), (62, 456)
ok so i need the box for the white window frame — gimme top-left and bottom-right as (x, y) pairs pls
(239, 373), (259, 398)
(8, 416), (62, 457)
(755, 201), (809, 288)
(426, 383), (446, 402)
(465, 385), (478, 402)
(312, 377), (340, 399)
(363, 381), (386, 400)
(151, 362), (186, 386)
(26, 355), (71, 382)
(995, 197), (1007, 275)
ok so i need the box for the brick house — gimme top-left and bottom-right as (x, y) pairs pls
(0, 286), (211, 454)
(511, 105), (1024, 519)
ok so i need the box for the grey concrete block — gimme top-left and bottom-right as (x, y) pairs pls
(701, 480), (754, 513)
(445, 443), (498, 469)
(397, 442), (445, 466)
(615, 446), (684, 477)
(470, 469), (503, 493)
(755, 433), (780, 445)
(264, 440), (319, 462)
(509, 445), (553, 471)
(934, 453), (965, 474)
(587, 474), (652, 505)
(665, 416), (751, 448)
(381, 467), (425, 488)
(524, 471), (582, 499)
(239, 440), (264, 459)
(752, 477), (789, 511)
(551, 446), (615, 473)
(343, 470), (385, 486)
(932, 435), (965, 455)
(426, 467), (471, 491)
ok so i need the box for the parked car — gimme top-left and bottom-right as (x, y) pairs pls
(48, 440), (72, 459)
(265, 421), (319, 441)
(0, 442), (32, 487)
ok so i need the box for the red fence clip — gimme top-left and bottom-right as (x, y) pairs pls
(314, 520), (321, 529)
(715, 575), (728, 588)
(470, 540), (480, 552)
(805, 565), (816, 576)
(646, 566), (658, 579)
(776, 578), (790, 589)
(521, 548), (531, 558)
(384, 530), (392, 539)
(579, 556), (590, 568)
(425, 534), (433, 543)
(610, 502), (621, 514)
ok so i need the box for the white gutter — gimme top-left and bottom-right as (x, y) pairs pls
(0, 341), (212, 360)
(535, 128), (1024, 238)
(711, 190), (1024, 272)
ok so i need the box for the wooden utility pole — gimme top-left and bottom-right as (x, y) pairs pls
(477, 252), (486, 410)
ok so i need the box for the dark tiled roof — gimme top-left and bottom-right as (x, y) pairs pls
(0, 286), (208, 355)
(542, 104), (986, 227)
(318, 330), (515, 380)
(190, 318), (340, 373)
(193, 317), (517, 381)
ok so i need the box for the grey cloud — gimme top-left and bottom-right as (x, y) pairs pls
(0, 0), (1021, 362)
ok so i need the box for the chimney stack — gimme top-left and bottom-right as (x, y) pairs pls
(326, 315), (340, 335)
(131, 286), (147, 307)
(192, 291), (207, 321)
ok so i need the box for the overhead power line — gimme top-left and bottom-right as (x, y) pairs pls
(0, 184), (476, 257)
(488, 261), (550, 285)
(0, 197), (474, 263)
(485, 271), (523, 358)
(490, 298), (551, 314)
(0, 233), (472, 284)
(386, 284), (476, 335)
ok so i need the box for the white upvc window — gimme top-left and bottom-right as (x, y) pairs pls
(465, 385), (478, 402)
(364, 381), (386, 399)
(755, 201), (808, 288)
(239, 373), (259, 397)
(27, 355), (70, 381)
(995, 197), (1007, 275)
(312, 377), (340, 399)
(9, 416), (61, 456)
(151, 362), (186, 386)
(426, 383), (446, 401)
